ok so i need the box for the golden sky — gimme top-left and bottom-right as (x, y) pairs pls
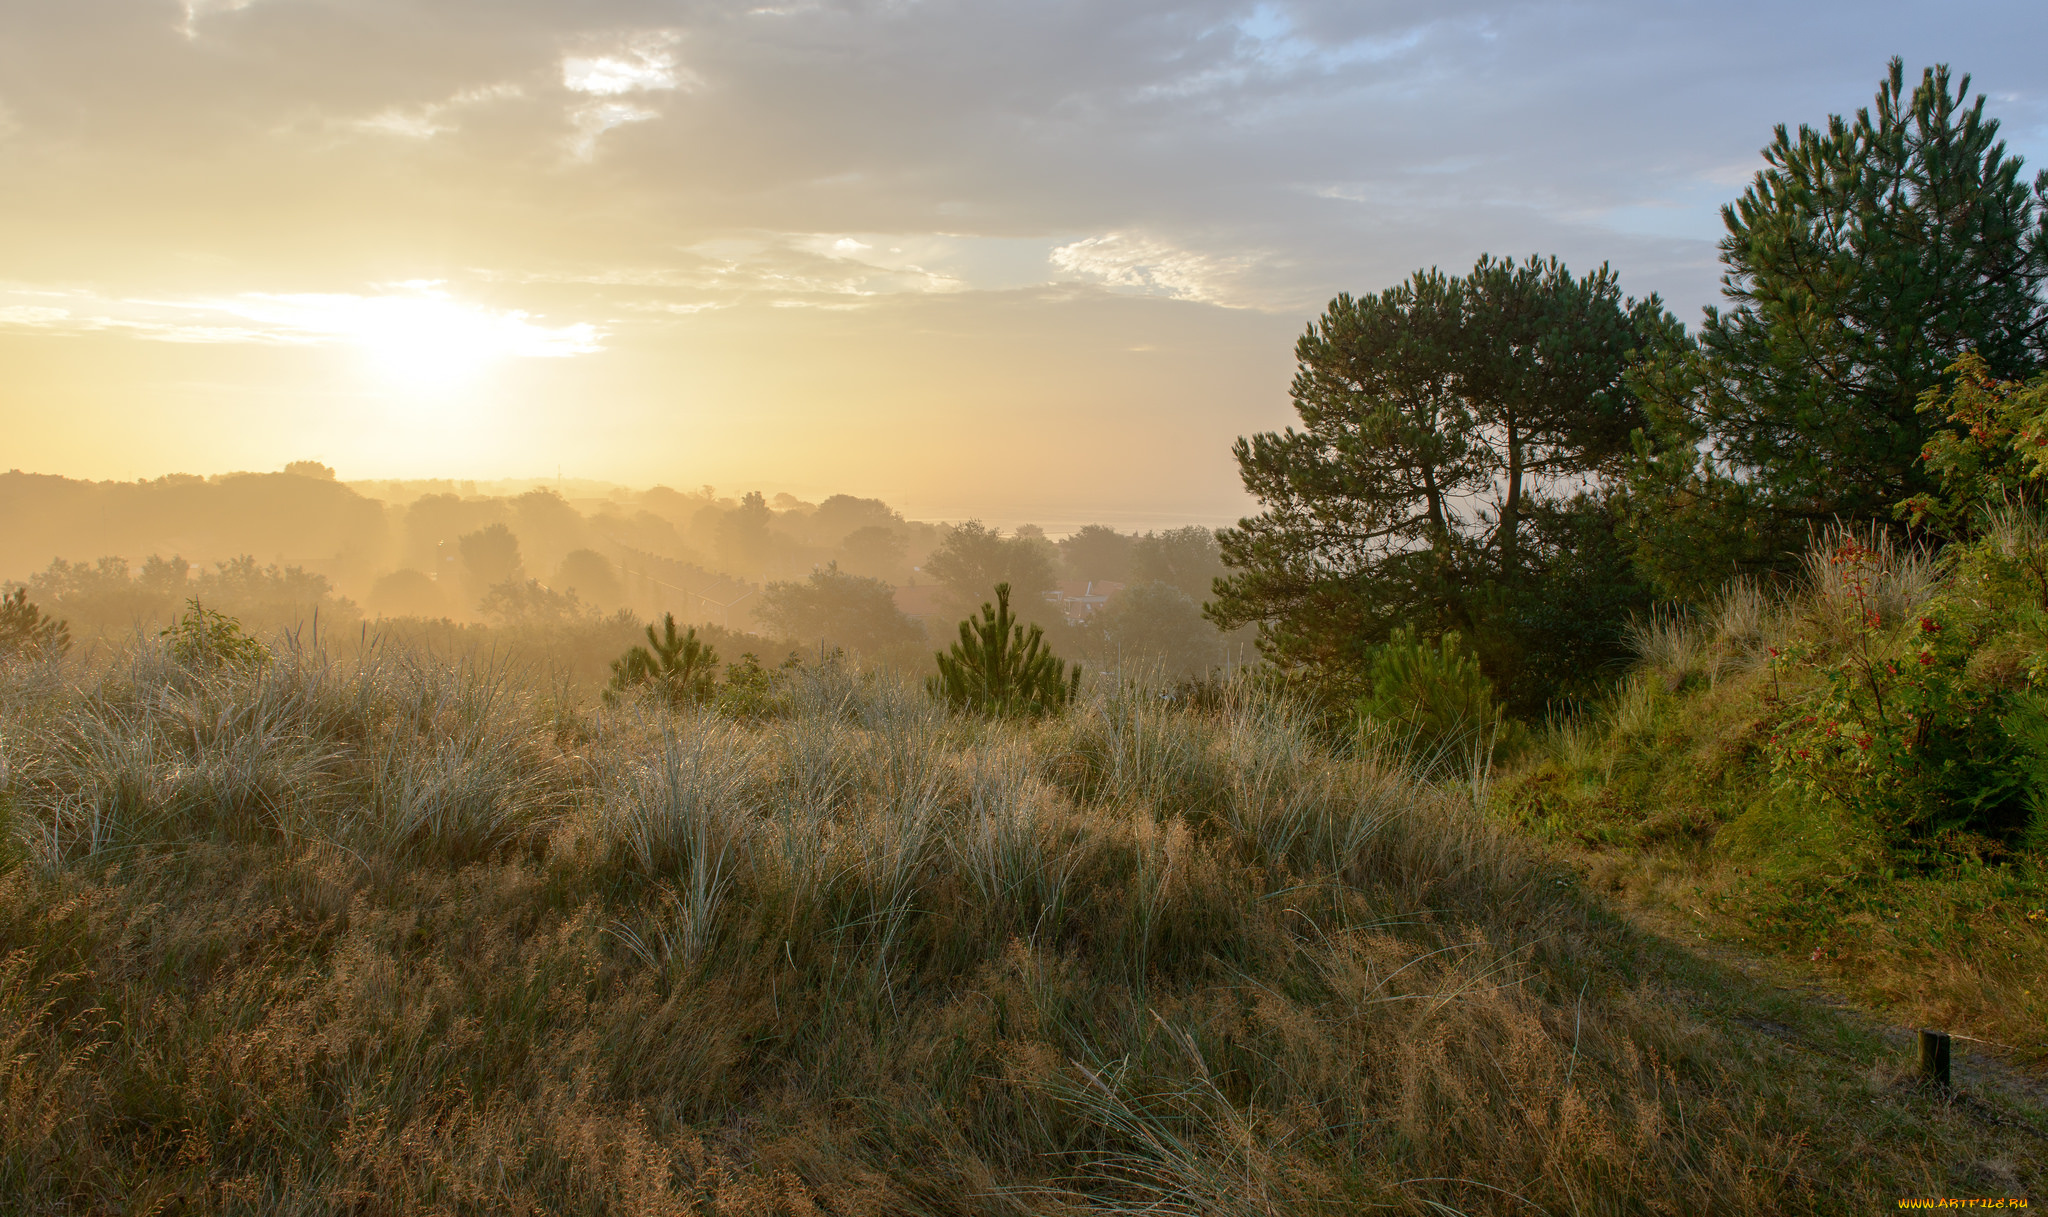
(2, 0), (2042, 523)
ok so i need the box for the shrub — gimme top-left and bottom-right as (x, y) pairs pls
(1765, 531), (2043, 846)
(160, 599), (267, 669)
(930, 582), (1081, 717)
(715, 651), (787, 720)
(609, 614), (719, 707)
(1354, 627), (1510, 767)
(0, 590), (69, 660)
(755, 563), (925, 662)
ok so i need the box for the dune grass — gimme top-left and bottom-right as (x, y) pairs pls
(1501, 527), (2048, 1070)
(0, 637), (2038, 1212)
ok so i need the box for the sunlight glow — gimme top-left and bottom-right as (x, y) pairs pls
(218, 284), (602, 389)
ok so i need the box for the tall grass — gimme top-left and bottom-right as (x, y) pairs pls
(0, 629), (2009, 1212)
(1505, 524), (2048, 1069)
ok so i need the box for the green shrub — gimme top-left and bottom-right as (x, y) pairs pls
(715, 651), (788, 720)
(609, 614), (719, 707)
(1764, 529), (2046, 849)
(160, 598), (267, 669)
(1354, 628), (1512, 767)
(0, 589), (70, 661)
(930, 582), (1080, 717)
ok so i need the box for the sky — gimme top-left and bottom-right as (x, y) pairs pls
(2, 1), (2045, 527)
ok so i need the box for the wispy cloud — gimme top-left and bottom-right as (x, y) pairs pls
(1051, 233), (1267, 308)
(561, 30), (693, 159)
(178, 0), (264, 40)
(0, 282), (602, 357)
(346, 83), (523, 141)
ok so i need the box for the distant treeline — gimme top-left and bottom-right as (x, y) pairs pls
(2, 466), (1254, 681)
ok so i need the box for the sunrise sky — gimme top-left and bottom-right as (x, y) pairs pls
(3, 1), (2044, 524)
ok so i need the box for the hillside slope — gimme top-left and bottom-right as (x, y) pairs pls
(0, 642), (2041, 1212)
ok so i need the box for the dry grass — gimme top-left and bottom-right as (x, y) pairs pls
(0, 634), (2034, 1212)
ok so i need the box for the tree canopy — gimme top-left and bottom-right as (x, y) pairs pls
(923, 521), (1059, 615)
(1627, 60), (2048, 596)
(1210, 254), (1677, 700)
(755, 563), (925, 661)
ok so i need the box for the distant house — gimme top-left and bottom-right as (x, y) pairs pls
(1048, 580), (1123, 623)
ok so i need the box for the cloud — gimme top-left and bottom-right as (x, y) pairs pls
(1051, 234), (1266, 308)
(1, 0), (2043, 327)
(0, 283), (602, 357)
(558, 30), (693, 159)
(567, 101), (660, 160)
(562, 33), (687, 96)
(0, 305), (71, 327)
(178, 0), (265, 37)
(346, 83), (523, 141)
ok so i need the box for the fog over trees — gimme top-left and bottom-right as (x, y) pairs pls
(0, 469), (1248, 681)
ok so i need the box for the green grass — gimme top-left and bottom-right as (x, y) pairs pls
(1497, 533), (2048, 1067)
(0, 637), (2041, 1212)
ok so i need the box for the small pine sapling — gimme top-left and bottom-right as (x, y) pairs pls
(0, 589), (71, 660)
(609, 614), (719, 707)
(929, 582), (1081, 717)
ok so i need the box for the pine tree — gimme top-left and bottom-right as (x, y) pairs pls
(929, 583), (1080, 717)
(609, 614), (719, 707)
(1209, 256), (1675, 697)
(1355, 628), (1506, 764)
(1628, 60), (2048, 595)
(0, 589), (71, 660)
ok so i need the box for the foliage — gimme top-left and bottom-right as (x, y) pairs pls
(1211, 253), (1677, 703)
(1356, 628), (1512, 766)
(836, 523), (908, 578)
(715, 650), (788, 719)
(1128, 526), (1226, 600)
(552, 548), (624, 609)
(1900, 354), (2048, 534)
(716, 490), (776, 572)
(1498, 516), (2048, 1056)
(367, 568), (448, 619)
(24, 553), (356, 637)
(479, 576), (584, 627)
(1473, 494), (1652, 709)
(755, 563), (925, 661)
(923, 520), (1059, 613)
(458, 522), (524, 594)
(160, 599), (268, 669)
(0, 589), (70, 660)
(1092, 580), (1218, 678)
(1760, 534), (2034, 845)
(929, 583), (1080, 717)
(1626, 60), (2048, 593)
(1058, 523), (1134, 581)
(609, 613), (720, 707)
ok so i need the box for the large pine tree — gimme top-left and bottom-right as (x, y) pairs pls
(1628, 60), (2048, 598)
(1210, 256), (1677, 702)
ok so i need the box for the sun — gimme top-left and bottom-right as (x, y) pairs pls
(355, 293), (513, 391)
(211, 282), (602, 395)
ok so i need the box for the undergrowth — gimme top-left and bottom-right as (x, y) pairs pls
(1500, 525), (2048, 1064)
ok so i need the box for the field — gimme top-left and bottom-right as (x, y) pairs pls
(2, 637), (2043, 1213)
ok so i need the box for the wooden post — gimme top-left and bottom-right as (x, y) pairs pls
(1917, 1029), (1951, 1089)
